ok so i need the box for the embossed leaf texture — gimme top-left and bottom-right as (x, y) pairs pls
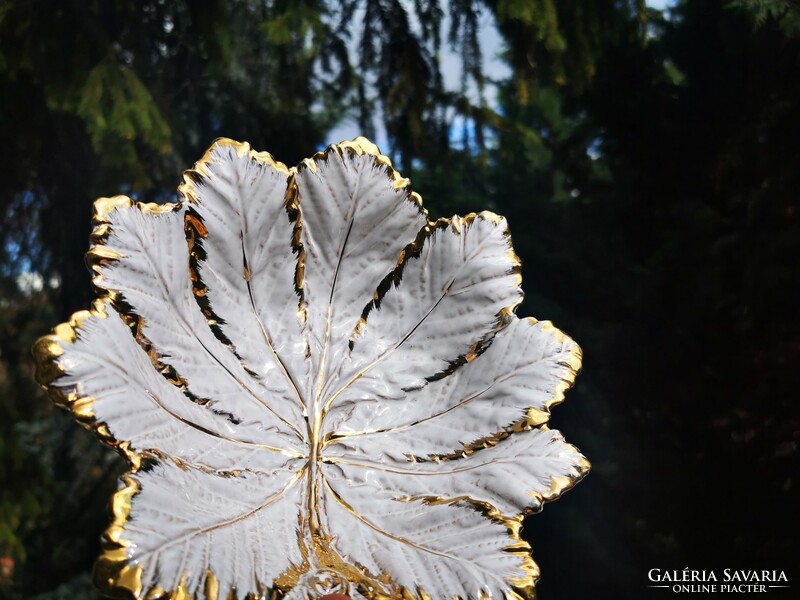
(33, 138), (589, 600)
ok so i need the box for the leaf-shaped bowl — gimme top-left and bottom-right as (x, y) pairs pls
(33, 138), (589, 600)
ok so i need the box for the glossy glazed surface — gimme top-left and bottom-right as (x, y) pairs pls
(34, 138), (588, 600)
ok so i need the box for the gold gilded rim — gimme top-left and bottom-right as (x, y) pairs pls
(32, 137), (589, 600)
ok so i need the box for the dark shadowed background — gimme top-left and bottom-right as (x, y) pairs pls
(1, 1), (798, 598)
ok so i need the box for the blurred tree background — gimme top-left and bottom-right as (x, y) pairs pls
(1, 0), (798, 598)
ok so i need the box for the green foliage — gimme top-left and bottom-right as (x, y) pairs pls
(496, 0), (564, 48)
(492, 0), (643, 101)
(261, 2), (326, 46)
(410, 4), (800, 597)
(75, 53), (172, 186)
(1, 1), (799, 598)
(0, 280), (55, 564)
(492, 3), (800, 596)
(731, 0), (800, 37)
